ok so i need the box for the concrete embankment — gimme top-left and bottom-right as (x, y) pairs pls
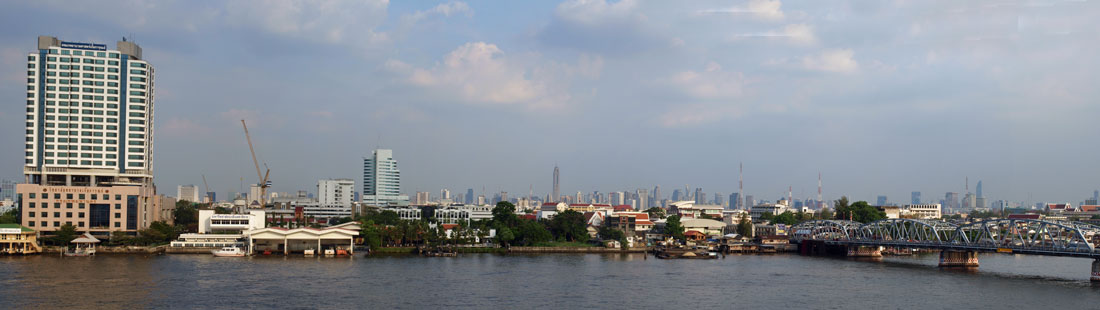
(41, 245), (168, 254)
(507, 246), (648, 253)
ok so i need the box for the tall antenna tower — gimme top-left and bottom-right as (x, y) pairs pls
(788, 185), (793, 207)
(739, 162), (744, 210)
(818, 172), (823, 208)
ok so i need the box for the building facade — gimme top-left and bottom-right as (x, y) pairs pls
(362, 149), (408, 206)
(317, 179), (354, 207)
(19, 36), (157, 235)
(177, 184), (199, 203)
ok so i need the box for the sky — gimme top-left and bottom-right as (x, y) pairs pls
(1, 0), (1098, 205)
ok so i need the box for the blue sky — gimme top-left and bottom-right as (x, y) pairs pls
(1, 0), (1098, 204)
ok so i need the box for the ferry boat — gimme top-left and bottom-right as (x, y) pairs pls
(323, 249), (336, 256)
(211, 246), (246, 257)
(303, 249), (315, 256)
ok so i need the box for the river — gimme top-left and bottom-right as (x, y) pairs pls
(2, 252), (1099, 309)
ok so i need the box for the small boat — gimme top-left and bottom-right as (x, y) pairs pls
(303, 249), (315, 256)
(323, 249), (335, 256)
(212, 247), (246, 257)
(335, 249), (349, 256)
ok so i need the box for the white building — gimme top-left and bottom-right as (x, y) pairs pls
(197, 209), (266, 234)
(750, 201), (790, 221)
(433, 205), (492, 224)
(18, 36), (158, 234)
(317, 179), (354, 207)
(362, 149), (408, 206)
(903, 204), (942, 219)
(177, 184), (200, 203)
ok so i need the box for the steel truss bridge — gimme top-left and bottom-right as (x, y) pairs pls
(790, 218), (1100, 258)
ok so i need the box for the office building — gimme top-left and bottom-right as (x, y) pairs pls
(903, 204), (942, 219)
(694, 188), (705, 204)
(944, 192), (959, 211)
(552, 165), (560, 202)
(1, 180), (15, 200)
(415, 192), (431, 205)
(636, 189), (648, 210)
(876, 195), (888, 206)
(317, 179), (354, 207)
(911, 191), (920, 205)
(361, 149), (408, 206)
(652, 185), (661, 208)
(466, 188), (474, 204)
(19, 36), (158, 234)
(177, 185), (200, 203)
(729, 192), (741, 210)
(440, 189), (451, 201)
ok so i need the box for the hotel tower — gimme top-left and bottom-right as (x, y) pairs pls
(19, 36), (158, 235)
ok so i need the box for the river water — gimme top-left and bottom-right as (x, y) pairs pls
(2, 252), (1099, 309)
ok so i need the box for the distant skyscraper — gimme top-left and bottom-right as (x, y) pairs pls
(0, 180), (14, 200)
(441, 189), (451, 200)
(945, 192), (960, 211)
(671, 189), (682, 201)
(911, 191), (921, 205)
(466, 188), (474, 204)
(876, 195), (888, 206)
(552, 165), (560, 202)
(714, 193), (724, 208)
(729, 193), (741, 210)
(744, 195), (755, 207)
(1094, 190), (1099, 203)
(694, 188), (705, 204)
(362, 149), (408, 206)
(636, 189), (648, 210)
(652, 185), (661, 207)
(976, 180), (984, 198)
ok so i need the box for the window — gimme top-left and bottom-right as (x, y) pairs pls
(114, 213), (120, 218)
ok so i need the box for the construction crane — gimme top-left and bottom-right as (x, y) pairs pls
(241, 120), (270, 208)
(202, 174), (212, 205)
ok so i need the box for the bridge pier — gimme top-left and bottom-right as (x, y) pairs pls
(1091, 259), (1100, 282)
(846, 246), (882, 258)
(939, 251), (979, 267)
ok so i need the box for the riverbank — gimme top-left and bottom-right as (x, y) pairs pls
(40, 245), (167, 255)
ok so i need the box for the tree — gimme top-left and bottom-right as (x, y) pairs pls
(173, 201), (198, 230)
(514, 220), (552, 245)
(0, 209), (18, 224)
(664, 215), (685, 240)
(759, 212), (775, 222)
(773, 211), (798, 226)
(736, 213), (753, 237)
(645, 207), (666, 219)
(492, 201), (517, 226)
(375, 210), (400, 226)
(598, 225), (624, 241)
(548, 210), (588, 242)
(836, 200), (886, 223)
(52, 223), (78, 246)
(818, 208), (834, 220)
(497, 227), (515, 247)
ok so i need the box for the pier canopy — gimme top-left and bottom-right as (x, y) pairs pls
(248, 222), (360, 255)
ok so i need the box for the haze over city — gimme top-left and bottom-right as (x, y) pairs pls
(1, 0), (1097, 204)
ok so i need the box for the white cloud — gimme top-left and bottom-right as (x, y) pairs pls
(555, 0), (640, 25)
(397, 42), (564, 108)
(731, 23), (816, 45)
(668, 62), (745, 99)
(802, 49), (859, 73)
(402, 1), (473, 24)
(658, 104), (743, 128)
(224, 0), (390, 46)
(699, 0), (784, 20)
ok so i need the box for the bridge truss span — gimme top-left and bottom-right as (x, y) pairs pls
(856, 218), (958, 244)
(950, 219), (1100, 255)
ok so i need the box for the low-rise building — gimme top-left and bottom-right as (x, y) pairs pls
(903, 204), (942, 219)
(681, 218), (726, 237)
(433, 204), (493, 224)
(0, 224), (40, 254)
(669, 201), (724, 219)
(199, 209), (266, 234)
(750, 201), (790, 221)
(606, 212), (655, 236)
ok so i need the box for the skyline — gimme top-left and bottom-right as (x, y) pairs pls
(1, 1), (1098, 204)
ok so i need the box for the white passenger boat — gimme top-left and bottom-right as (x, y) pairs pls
(211, 246), (246, 257)
(323, 249), (335, 256)
(303, 249), (315, 256)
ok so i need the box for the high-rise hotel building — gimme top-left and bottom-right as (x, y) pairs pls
(361, 149), (408, 206)
(18, 36), (158, 235)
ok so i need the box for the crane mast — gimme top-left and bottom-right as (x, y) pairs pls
(241, 120), (270, 208)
